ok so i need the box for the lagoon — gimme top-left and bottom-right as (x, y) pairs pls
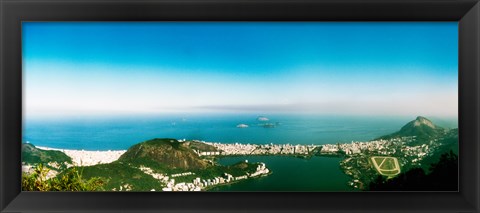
(212, 156), (353, 191)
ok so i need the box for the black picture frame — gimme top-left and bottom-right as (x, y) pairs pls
(1, 0), (479, 212)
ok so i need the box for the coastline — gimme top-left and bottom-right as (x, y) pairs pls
(204, 171), (273, 191)
(29, 140), (339, 168)
(35, 146), (127, 166)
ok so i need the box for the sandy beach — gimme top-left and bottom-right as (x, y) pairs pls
(35, 146), (127, 166)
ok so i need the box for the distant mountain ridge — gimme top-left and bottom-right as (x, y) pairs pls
(376, 116), (448, 143)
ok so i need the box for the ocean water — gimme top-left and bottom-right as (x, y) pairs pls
(23, 114), (457, 151)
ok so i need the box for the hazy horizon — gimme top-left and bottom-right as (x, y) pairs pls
(23, 22), (458, 118)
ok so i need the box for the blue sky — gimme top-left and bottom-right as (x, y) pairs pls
(23, 22), (458, 117)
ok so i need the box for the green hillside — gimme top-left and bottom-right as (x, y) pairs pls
(76, 138), (264, 191)
(419, 128), (458, 170)
(75, 162), (164, 191)
(22, 143), (72, 170)
(118, 138), (211, 170)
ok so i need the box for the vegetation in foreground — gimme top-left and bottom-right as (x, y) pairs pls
(22, 164), (104, 191)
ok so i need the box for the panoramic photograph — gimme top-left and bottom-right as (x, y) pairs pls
(22, 22), (458, 192)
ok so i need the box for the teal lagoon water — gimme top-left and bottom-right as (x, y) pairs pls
(211, 156), (353, 192)
(23, 114), (457, 150)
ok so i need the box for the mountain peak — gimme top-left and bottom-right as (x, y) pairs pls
(400, 116), (440, 133)
(416, 116), (427, 120)
(413, 116), (436, 129)
(376, 116), (444, 144)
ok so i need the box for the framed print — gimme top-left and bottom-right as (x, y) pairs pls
(20, 21), (459, 192)
(1, 0), (479, 212)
